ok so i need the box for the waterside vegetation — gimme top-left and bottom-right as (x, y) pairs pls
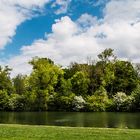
(0, 48), (140, 112)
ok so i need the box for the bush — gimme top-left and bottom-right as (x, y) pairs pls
(72, 96), (85, 111)
(50, 93), (75, 111)
(8, 94), (27, 111)
(112, 92), (134, 111)
(85, 87), (109, 111)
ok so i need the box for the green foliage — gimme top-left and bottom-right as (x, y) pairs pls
(0, 90), (9, 110)
(0, 49), (139, 112)
(86, 87), (109, 111)
(55, 93), (75, 111)
(13, 74), (27, 95)
(28, 57), (64, 111)
(29, 57), (63, 92)
(33, 89), (49, 111)
(70, 71), (90, 96)
(8, 94), (26, 111)
(89, 49), (116, 95)
(55, 78), (72, 96)
(64, 63), (90, 79)
(112, 61), (138, 95)
(0, 66), (14, 95)
(131, 85), (140, 111)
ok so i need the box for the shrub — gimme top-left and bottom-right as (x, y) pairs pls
(52, 93), (75, 111)
(72, 96), (85, 111)
(85, 87), (109, 111)
(8, 94), (26, 111)
(113, 92), (134, 111)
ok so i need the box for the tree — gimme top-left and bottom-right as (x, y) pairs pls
(70, 71), (90, 96)
(131, 85), (140, 111)
(0, 90), (9, 110)
(28, 57), (64, 111)
(98, 48), (116, 63)
(112, 61), (138, 94)
(0, 66), (14, 95)
(88, 61), (115, 95)
(13, 74), (27, 95)
(64, 63), (90, 79)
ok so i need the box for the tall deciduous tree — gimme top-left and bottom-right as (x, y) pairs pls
(29, 57), (64, 111)
(13, 74), (27, 95)
(112, 61), (138, 94)
(70, 71), (90, 96)
(0, 66), (14, 95)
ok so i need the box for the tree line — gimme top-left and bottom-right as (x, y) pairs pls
(0, 48), (140, 112)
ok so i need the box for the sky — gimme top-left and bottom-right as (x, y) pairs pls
(1, 0), (140, 77)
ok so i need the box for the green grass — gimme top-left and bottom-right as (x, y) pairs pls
(0, 124), (140, 140)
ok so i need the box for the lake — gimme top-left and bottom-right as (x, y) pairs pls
(0, 112), (140, 129)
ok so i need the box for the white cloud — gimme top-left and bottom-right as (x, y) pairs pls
(7, 16), (100, 76)
(52, 0), (71, 14)
(0, 0), (71, 50)
(104, 0), (140, 23)
(0, 0), (50, 49)
(76, 13), (98, 29)
(3, 0), (140, 77)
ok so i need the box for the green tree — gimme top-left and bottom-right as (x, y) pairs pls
(0, 90), (9, 110)
(112, 61), (138, 94)
(98, 48), (116, 63)
(13, 74), (27, 95)
(64, 63), (90, 79)
(29, 57), (64, 111)
(0, 66), (14, 95)
(88, 49), (116, 95)
(70, 71), (90, 96)
(131, 85), (140, 111)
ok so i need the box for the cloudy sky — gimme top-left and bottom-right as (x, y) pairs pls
(1, 0), (140, 77)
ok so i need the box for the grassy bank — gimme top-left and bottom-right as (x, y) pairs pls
(0, 124), (140, 140)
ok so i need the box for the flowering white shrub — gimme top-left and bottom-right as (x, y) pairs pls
(113, 92), (133, 111)
(72, 96), (85, 111)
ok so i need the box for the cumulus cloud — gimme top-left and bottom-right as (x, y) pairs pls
(3, 0), (140, 77)
(104, 0), (140, 23)
(0, 0), (71, 49)
(0, 0), (51, 49)
(7, 16), (100, 76)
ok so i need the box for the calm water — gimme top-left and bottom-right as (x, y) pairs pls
(0, 112), (140, 129)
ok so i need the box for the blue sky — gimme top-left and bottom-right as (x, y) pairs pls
(0, 0), (140, 76)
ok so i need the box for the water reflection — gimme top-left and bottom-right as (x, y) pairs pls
(0, 112), (140, 129)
